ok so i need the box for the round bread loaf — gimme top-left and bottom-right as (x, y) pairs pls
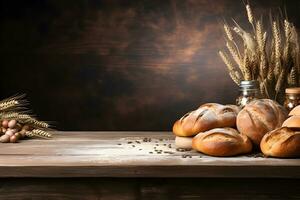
(173, 103), (240, 137)
(175, 136), (193, 149)
(289, 105), (300, 116)
(192, 128), (252, 157)
(282, 115), (300, 130)
(236, 99), (287, 146)
(260, 127), (300, 158)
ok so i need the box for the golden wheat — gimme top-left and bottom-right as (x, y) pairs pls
(25, 129), (52, 138)
(219, 51), (240, 84)
(246, 4), (254, 26)
(219, 4), (299, 103)
(224, 24), (233, 41)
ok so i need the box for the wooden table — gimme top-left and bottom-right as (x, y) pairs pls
(0, 131), (299, 200)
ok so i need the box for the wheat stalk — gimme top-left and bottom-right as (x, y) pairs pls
(246, 4), (255, 33)
(289, 66), (297, 85)
(0, 100), (19, 111)
(224, 24), (233, 41)
(243, 50), (252, 80)
(256, 21), (264, 51)
(25, 129), (52, 139)
(0, 95), (54, 142)
(219, 4), (300, 103)
(273, 21), (282, 78)
(219, 51), (240, 84)
(226, 41), (242, 68)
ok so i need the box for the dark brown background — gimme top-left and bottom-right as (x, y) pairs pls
(0, 0), (299, 131)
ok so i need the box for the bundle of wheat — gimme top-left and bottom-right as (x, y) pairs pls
(0, 95), (52, 143)
(219, 4), (300, 103)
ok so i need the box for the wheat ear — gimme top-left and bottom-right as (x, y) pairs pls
(0, 100), (19, 111)
(224, 24), (233, 41)
(226, 41), (242, 68)
(289, 66), (297, 85)
(243, 51), (252, 80)
(273, 21), (281, 77)
(25, 129), (52, 139)
(246, 4), (256, 33)
(219, 51), (240, 84)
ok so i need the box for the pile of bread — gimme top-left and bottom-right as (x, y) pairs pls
(173, 99), (300, 158)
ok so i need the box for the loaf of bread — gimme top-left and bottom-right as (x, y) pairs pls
(289, 105), (300, 116)
(282, 115), (300, 130)
(173, 103), (240, 137)
(236, 99), (287, 145)
(192, 128), (252, 157)
(260, 127), (300, 158)
(175, 136), (193, 149)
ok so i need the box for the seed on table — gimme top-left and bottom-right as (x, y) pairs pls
(117, 143), (122, 145)
(135, 141), (141, 144)
(132, 145), (135, 147)
(127, 141), (132, 144)
(163, 144), (167, 146)
(139, 149), (142, 151)
(149, 152), (153, 154)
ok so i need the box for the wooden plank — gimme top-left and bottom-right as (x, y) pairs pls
(0, 131), (298, 178)
(0, 178), (299, 200)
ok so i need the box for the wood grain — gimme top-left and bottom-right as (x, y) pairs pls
(0, 131), (298, 178)
(0, 178), (299, 200)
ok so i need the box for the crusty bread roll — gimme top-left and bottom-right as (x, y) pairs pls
(192, 128), (252, 157)
(175, 136), (193, 149)
(173, 103), (240, 137)
(260, 127), (300, 158)
(236, 99), (287, 146)
(282, 115), (300, 130)
(289, 105), (300, 116)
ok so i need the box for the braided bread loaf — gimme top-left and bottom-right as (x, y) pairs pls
(260, 127), (300, 158)
(173, 103), (240, 137)
(192, 128), (252, 157)
(237, 99), (287, 146)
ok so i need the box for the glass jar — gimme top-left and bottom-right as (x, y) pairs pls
(284, 87), (300, 112)
(236, 80), (260, 108)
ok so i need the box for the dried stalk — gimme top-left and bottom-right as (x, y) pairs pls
(219, 3), (300, 103)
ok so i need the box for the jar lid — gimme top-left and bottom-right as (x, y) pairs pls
(286, 87), (300, 94)
(239, 80), (259, 89)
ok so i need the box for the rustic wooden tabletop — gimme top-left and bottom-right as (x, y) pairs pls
(0, 131), (299, 178)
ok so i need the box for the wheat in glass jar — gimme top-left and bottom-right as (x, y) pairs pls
(284, 88), (300, 112)
(236, 80), (261, 108)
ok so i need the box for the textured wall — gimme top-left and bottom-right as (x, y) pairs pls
(0, 0), (299, 130)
